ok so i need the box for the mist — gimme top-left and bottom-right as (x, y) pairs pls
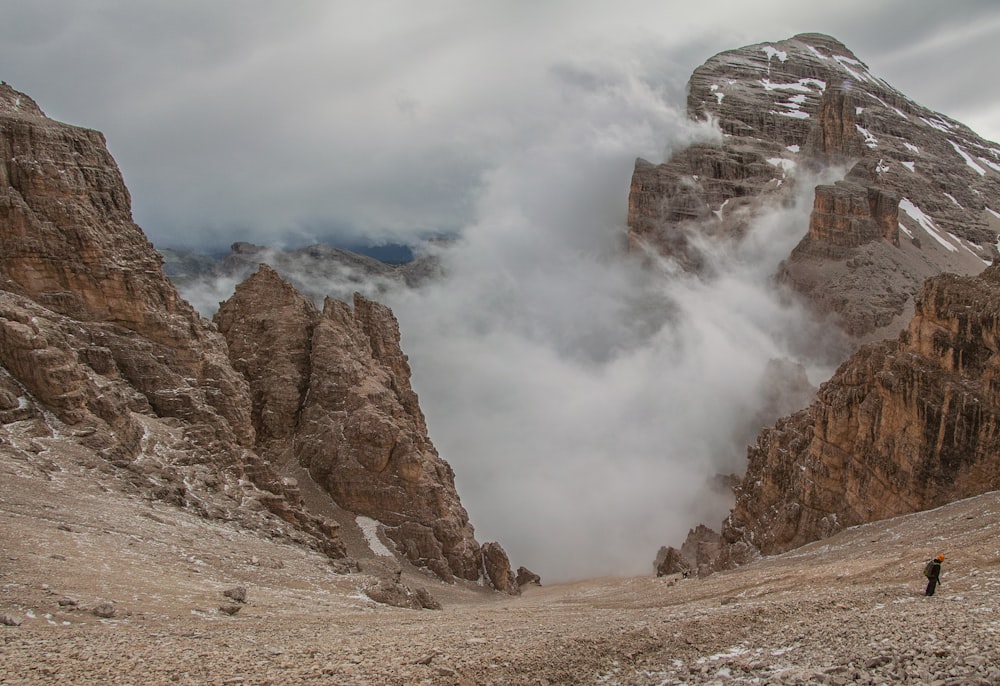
(380, 73), (844, 581)
(172, 50), (850, 582)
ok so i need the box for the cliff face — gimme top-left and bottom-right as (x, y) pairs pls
(0, 83), (512, 589)
(629, 33), (1000, 340)
(716, 265), (1000, 568)
(0, 82), (253, 452)
(215, 267), (485, 582)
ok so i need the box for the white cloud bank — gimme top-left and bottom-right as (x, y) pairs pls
(381, 64), (845, 581)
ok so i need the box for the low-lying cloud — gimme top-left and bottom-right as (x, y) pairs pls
(381, 77), (845, 581)
(174, 45), (851, 582)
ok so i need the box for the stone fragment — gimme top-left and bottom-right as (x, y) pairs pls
(480, 542), (519, 595)
(91, 602), (116, 619)
(222, 587), (247, 603)
(515, 566), (541, 587)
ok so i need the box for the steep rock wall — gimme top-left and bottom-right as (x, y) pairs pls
(717, 265), (1000, 567)
(216, 267), (491, 583)
(629, 33), (1000, 340)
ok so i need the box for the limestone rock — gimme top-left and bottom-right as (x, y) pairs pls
(480, 541), (519, 595)
(515, 566), (541, 587)
(0, 82), (345, 561)
(653, 546), (690, 577)
(715, 264), (1000, 568)
(630, 33), (1000, 340)
(91, 602), (116, 619)
(679, 524), (723, 578)
(216, 267), (484, 582)
(222, 587), (247, 604)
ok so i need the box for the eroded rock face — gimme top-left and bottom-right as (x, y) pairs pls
(0, 82), (346, 561)
(1, 81), (514, 587)
(715, 265), (1000, 568)
(630, 33), (1000, 340)
(481, 541), (519, 595)
(216, 267), (488, 582)
(0, 82), (254, 451)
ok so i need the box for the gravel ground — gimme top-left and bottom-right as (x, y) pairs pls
(2, 438), (1000, 685)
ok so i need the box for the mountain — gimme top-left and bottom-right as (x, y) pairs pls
(161, 241), (441, 315)
(0, 81), (517, 596)
(717, 265), (1000, 569)
(214, 266), (486, 583)
(637, 35), (1000, 574)
(629, 33), (1000, 341)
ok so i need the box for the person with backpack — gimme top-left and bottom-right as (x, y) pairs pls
(924, 554), (944, 596)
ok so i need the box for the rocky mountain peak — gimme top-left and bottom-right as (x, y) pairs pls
(1, 82), (518, 593)
(216, 267), (502, 585)
(0, 81), (44, 118)
(633, 32), (1000, 340)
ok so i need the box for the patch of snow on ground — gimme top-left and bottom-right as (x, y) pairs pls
(356, 516), (394, 557)
(856, 106), (864, 115)
(899, 198), (958, 252)
(987, 207), (1000, 220)
(760, 78), (810, 93)
(898, 223), (914, 239)
(806, 44), (828, 60)
(944, 193), (963, 208)
(876, 159), (890, 174)
(772, 109), (809, 119)
(762, 46), (788, 62)
(698, 645), (750, 663)
(833, 55), (871, 83)
(788, 94), (806, 105)
(950, 233), (991, 264)
(901, 161), (916, 172)
(865, 92), (907, 119)
(903, 142), (920, 154)
(921, 116), (955, 133)
(766, 158), (796, 174)
(760, 77), (825, 93)
(713, 197), (731, 221)
(978, 156), (1000, 173)
(856, 125), (878, 149)
(949, 140), (987, 175)
(786, 144), (800, 153)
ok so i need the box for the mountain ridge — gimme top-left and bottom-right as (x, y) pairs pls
(642, 34), (1000, 577)
(0, 79), (518, 597)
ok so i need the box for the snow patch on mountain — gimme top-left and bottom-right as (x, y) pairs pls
(948, 140), (987, 176)
(899, 198), (958, 252)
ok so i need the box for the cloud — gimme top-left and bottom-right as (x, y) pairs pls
(2, 1), (997, 249)
(5, 0), (997, 579)
(376, 64), (845, 580)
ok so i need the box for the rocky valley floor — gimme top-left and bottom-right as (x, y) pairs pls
(2, 439), (1000, 686)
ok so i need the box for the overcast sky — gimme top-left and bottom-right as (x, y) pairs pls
(3, 1), (1000, 579)
(2, 0), (998, 250)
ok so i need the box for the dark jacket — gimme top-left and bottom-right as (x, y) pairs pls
(926, 560), (942, 581)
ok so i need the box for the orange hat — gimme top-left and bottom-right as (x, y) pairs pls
(936, 554), (945, 561)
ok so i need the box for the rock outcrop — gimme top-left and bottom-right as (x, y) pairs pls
(0, 81), (346, 558)
(630, 33), (1000, 340)
(714, 264), (1000, 568)
(0, 82), (513, 587)
(215, 265), (491, 584)
(480, 541), (519, 595)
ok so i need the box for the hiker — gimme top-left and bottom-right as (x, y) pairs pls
(924, 554), (944, 596)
